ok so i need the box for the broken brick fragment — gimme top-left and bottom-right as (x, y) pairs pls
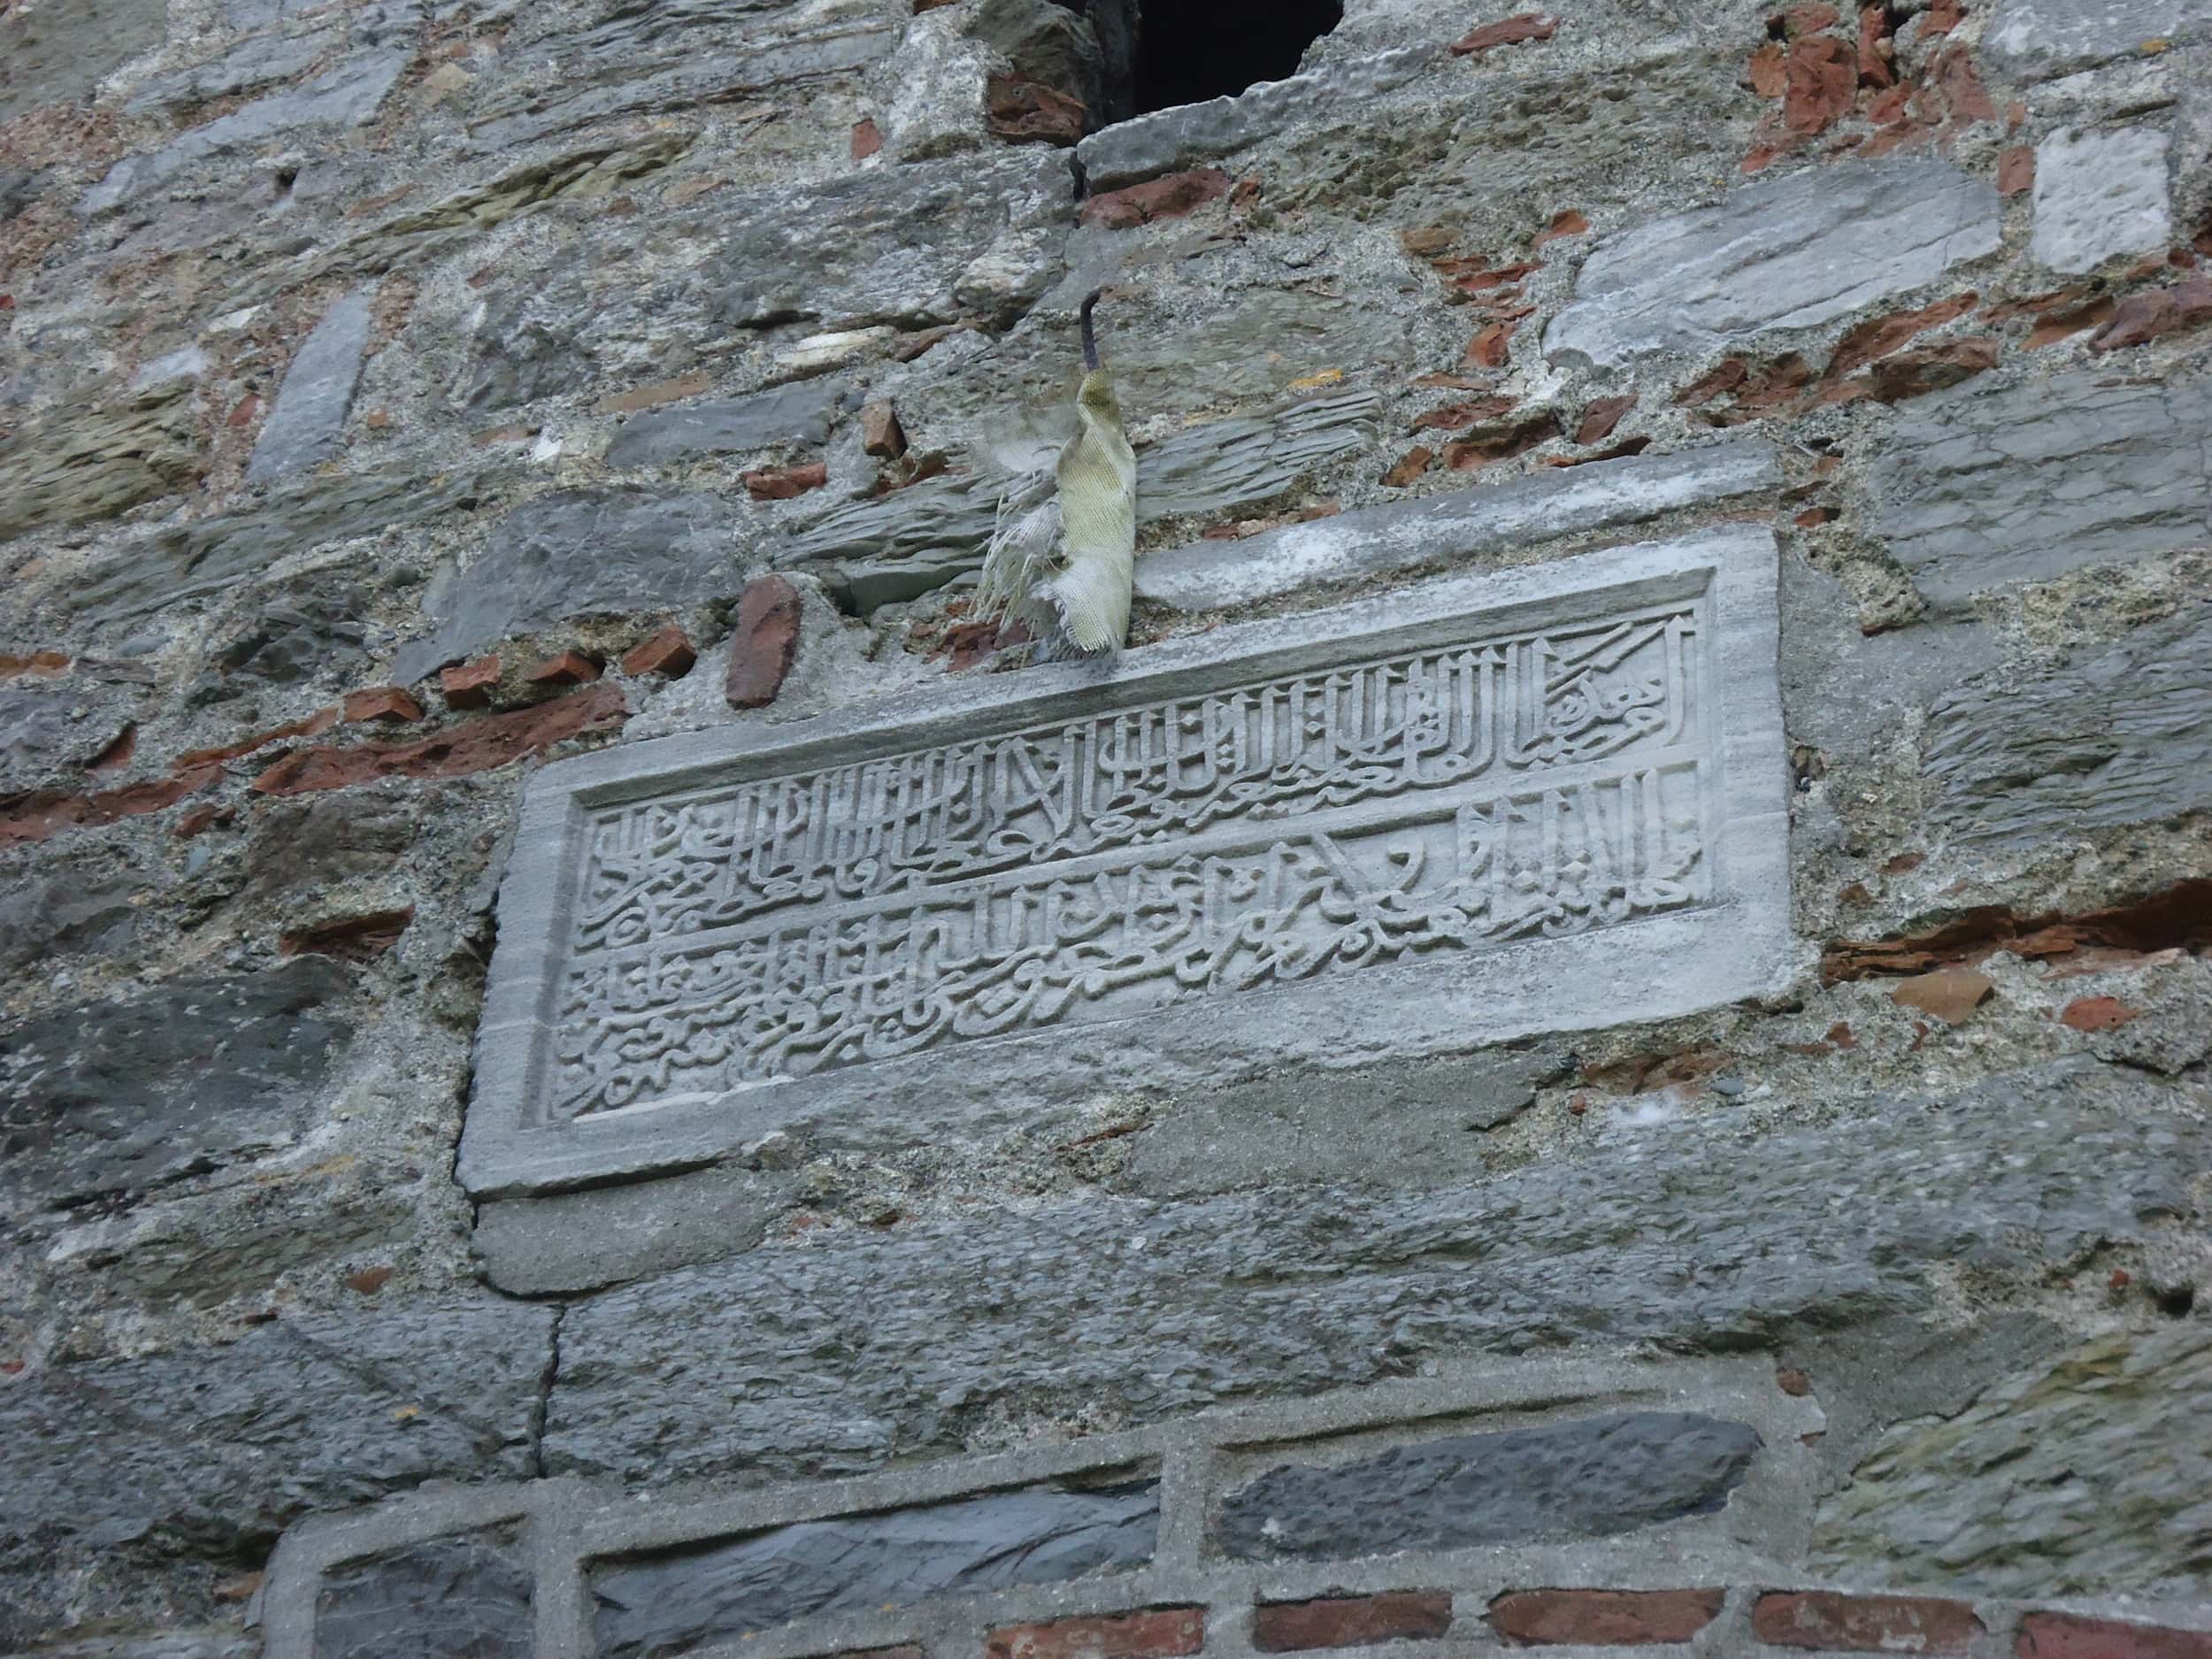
(2061, 995), (2140, 1033)
(1824, 292), (1978, 380)
(726, 574), (803, 710)
(1410, 396), (1517, 432)
(860, 400), (908, 459)
(440, 656), (502, 710)
(1784, 35), (1858, 135)
(1998, 144), (2035, 195)
(0, 650), (68, 679)
(1857, 5), (1895, 86)
(1450, 13), (1558, 55)
(1890, 966), (1995, 1024)
(250, 684), (628, 796)
(2090, 277), (2212, 351)
(281, 908), (415, 960)
(1079, 167), (1233, 229)
(987, 75), (1088, 145)
(1748, 42), (1789, 96)
(1441, 412), (1562, 471)
(850, 118), (884, 160)
(743, 462), (829, 501)
(1533, 208), (1589, 246)
(1383, 447), (1435, 487)
(341, 686), (425, 725)
(526, 650), (603, 687)
(1576, 395), (1638, 445)
(620, 626), (696, 680)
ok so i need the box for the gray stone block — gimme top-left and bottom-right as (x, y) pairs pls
(472, 1161), (780, 1295)
(1544, 160), (2001, 373)
(2032, 127), (2172, 273)
(0, 870), (148, 973)
(1138, 388), (1379, 520)
(314, 1530), (533, 1659)
(393, 488), (736, 683)
(787, 390), (1385, 611)
(593, 1485), (1159, 1659)
(604, 382), (847, 470)
(81, 46), (414, 215)
(0, 1301), (553, 1561)
(1074, 46), (1434, 189)
(1133, 440), (1778, 612)
(460, 528), (1790, 1198)
(71, 467), (486, 624)
(1924, 608), (2212, 845)
(1217, 1412), (1760, 1561)
(1812, 1325), (2212, 1597)
(0, 960), (354, 1211)
(245, 291), (374, 484)
(539, 1059), (2201, 1486)
(1985, 0), (2212, 81)
(1873, 372), (2212, 604)
(0, 0), (168, 123)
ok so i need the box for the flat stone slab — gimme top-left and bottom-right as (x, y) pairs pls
(1133, 439), (1777, 612)
(1985, 0), (2212, 81)
(2032, 127), (2171, 274)
(1874, 371), (2212, 604)
(458, 527), (1789, 1195)
(1544, 160), (2000, 373)
(246, 290), (375, 483)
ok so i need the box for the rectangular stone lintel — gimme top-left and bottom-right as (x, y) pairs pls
(459, 527), (1791, 1198)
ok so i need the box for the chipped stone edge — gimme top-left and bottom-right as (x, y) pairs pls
(259, 1352), (1827, 1659)
(457, 526), (1793, 1199)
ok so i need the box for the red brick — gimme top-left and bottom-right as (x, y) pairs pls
(525, 649), (603, 686)
(2090, 277), (2212, 352)
(1441, 412), (1560, 471)
(441, 656), (502, 710)
(280, 907), (415, 960)
(1890, 966), (1993, 1023)
(250, 683), (628, 796)
(1748, 42), (1789, 97)
(1410, 396), (1517, 432)
(1255, 1592), (1453, 1652)
(620, 626), (697, 680)
(1998, 144), (2035, 196)
(1754, 1593), (1982, 1654)
(1464, 319), (1517, 368)
(726, 574), (803, 710)
(1785, 35), (1858, 135)
(174, 706), (342, 770)
(987, 75), (1088, 145)
(1824, 292), (1978, 380)
(986, 1608), (1204, 1659)
(342, 686), (425, 725)
(1863, 337), (2000, 403)
(1576, 394), (1638, 444)
(851, 117), (884, 160)
(1858, 5), (1895, 86)
(1533, 208), (1589, 247)
(862, 400), (908, 459)
(1489, 1589), (1724, 1646)
(744, 461), (829, 501)
(0, 649), (69, 680)
(2017, 1616), (2212, 1659)
(1079, 168), (1233, 230)
(2061, 995), (2140, 1033)
(1383, 446), (1434, 486)
(1449, 13), (1558, 56)
(0, 763), (223, 849)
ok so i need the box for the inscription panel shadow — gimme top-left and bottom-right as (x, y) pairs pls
(460, 527), (1791, 1196)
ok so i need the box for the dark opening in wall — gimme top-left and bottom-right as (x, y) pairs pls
(1127, 0), (1342, 115)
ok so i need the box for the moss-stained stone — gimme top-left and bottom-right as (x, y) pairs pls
(1811, 1325), (2212, 1598)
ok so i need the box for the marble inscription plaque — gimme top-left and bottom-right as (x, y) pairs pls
(459, 528), (1788, 1195)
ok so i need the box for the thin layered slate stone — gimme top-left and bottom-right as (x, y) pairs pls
(1924, 609), (2212, 845)
(593, 1484), (1159, 1659)
(1812, 1325), (2212, 1598)
(540, 1060), (2208, 1486)
(458, 529), (1790, 1195)
(604, 381), (847, 468)
(1545, 160), (1999, 372)
(1876, 373), (2212, 604)
(1217, 1412), (1761, 1560)
(316, 1530), (533, 1659)
(1985, 0), (2212, 80)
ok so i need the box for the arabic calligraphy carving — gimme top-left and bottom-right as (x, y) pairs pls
(545, 598), (1714, 1122)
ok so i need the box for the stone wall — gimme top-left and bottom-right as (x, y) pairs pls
(2, 0), (2210, 1653)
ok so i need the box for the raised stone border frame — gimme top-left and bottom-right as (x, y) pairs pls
(459, 526), (1792, 1198)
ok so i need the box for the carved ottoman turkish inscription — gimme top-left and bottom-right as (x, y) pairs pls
(459, 527), (1789, 1194)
